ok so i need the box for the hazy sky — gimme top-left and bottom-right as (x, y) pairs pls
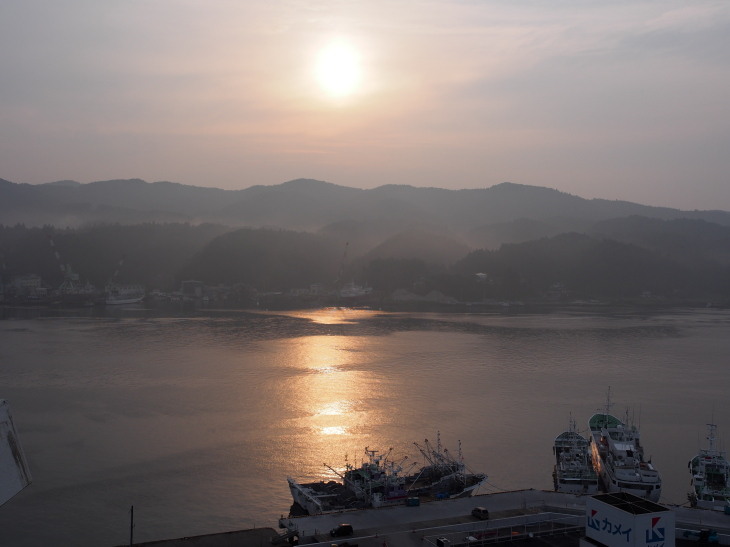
(2, 1), (729, 210)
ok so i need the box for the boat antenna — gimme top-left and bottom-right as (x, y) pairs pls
(598, 386), (614, 427)
(706, 423), (718, 455)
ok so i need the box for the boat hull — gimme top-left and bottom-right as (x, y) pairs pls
(588, 413), (661, 502)
(553, 468), (599, 495)
(590, 441), (661, 501)
(105, 296), (144, 305)
(103, 284), (145, 306)
(552, 429), (599, 496)
(286, 439), (486, 516)
(688, 424), (730, 511)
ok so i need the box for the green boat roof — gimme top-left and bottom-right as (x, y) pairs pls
(589, 413), (623, 430)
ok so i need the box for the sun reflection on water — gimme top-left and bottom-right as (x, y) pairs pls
(320, 426), (347, 435)
(315, 400), (354, 416)
(283, 307), (381, 325)
(309, 365), (339, 374)
(282, 332), (389, 480)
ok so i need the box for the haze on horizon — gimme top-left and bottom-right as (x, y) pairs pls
(1, 1), (729, 211)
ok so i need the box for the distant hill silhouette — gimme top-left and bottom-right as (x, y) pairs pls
(2, 178), (729, 236)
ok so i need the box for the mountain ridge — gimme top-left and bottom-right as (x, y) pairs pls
(2, 177), (728, 233)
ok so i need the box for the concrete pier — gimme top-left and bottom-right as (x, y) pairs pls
(121, 490), (730, 547)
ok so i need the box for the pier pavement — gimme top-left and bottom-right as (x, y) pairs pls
(124, 490), (730, 547)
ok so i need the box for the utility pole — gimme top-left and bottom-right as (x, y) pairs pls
(129, 505), (134, 546)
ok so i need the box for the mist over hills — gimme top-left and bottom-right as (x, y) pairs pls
(1, 176), (729, 305)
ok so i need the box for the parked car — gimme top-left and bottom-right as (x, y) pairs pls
(471, 506), (490, 520)
(330, 524), (354, 537)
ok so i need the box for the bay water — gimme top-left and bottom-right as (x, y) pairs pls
(1, 306), (729, 546)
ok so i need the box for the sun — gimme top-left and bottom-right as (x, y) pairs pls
(314, 41), (361, 98)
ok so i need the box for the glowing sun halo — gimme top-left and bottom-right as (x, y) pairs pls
(315, 42), (361, 98)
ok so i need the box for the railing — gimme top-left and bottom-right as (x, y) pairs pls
(422, 512), (583, 547)
(678, 527), (730, 546)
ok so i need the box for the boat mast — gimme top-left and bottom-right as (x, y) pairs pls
(324, 462), (367, 498)
(601, 386), (614, 427)
(706, 423), (720, 456)
(416, 440), (437, 467)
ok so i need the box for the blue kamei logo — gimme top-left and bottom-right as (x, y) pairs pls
(586, 509), (632, 542)
(645, 516), (665, 546)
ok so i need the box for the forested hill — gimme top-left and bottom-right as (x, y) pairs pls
(1, 177), (729, 305)
(1, 218), (729, 306)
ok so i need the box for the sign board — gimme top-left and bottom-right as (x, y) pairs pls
(0, 400), (32, 506)
(586, 493), (674, 547)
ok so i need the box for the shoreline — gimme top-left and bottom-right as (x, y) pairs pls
(1, 295), (727, 320)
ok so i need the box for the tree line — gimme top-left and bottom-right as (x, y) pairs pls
(1, 222), (728, 305)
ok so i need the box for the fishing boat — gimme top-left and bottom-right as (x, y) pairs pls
(286, 435), (487, 516)
(588, 393), (661, 501)
(103, 284), (145, 305)
(552, 418), (599, 495)
(688, 423), (730, 511)
(0, 400), (32, 506)
(49, 266), (98, 307)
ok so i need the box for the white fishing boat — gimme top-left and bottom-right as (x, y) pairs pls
(104, 284), (145, 305)
(688, 423), (730, 511)
(588, 392), (661, 501)
(287, 435), (486, 515)
(552, 417), (599, 495)
(0, 400), (32, 506)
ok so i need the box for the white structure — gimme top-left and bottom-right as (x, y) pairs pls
(0, 400), (32, 506)
(582, 492), (674, 547)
